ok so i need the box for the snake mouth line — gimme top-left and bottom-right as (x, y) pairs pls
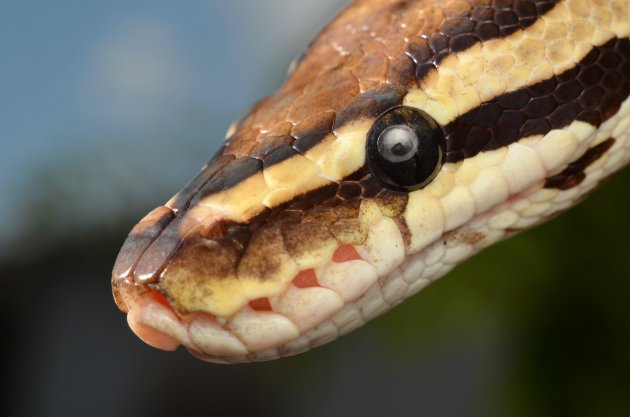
(114, 155), (577, 362)
(116, 241), (383, 359)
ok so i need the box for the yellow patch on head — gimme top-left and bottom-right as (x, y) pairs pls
(262, 153), (332, 207)
(263, 153), (321, 190)
(316, 120), (372, 181)
(198, 173), (270, 223)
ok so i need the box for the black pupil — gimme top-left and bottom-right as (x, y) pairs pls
(378, 125), (418, 163)
(391, 142), (410, 156)
(367, 106), (444, 191)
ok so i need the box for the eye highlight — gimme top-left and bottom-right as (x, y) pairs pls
(367, 106), (444, 191)
(377, 125), (418, 163)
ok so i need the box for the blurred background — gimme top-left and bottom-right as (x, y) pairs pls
(2, 1), (630, 416)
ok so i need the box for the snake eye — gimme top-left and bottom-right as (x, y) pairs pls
(367, 106), (444, 191)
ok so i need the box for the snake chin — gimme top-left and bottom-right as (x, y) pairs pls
(114, 239), (400, 363)
(127, 310), (180, 352)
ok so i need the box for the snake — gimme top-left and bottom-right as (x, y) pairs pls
(111, 0), (630, 363)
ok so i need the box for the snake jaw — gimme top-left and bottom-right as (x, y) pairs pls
(112, 218), (407, 362)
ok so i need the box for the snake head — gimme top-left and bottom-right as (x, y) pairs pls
(112, 0), (630, 362)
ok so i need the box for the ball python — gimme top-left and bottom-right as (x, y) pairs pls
(111, 0), (630, 363)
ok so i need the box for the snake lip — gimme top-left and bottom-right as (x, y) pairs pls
(113, 236), (389, 361)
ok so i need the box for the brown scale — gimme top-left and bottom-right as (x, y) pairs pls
(545, 138), (616, 190)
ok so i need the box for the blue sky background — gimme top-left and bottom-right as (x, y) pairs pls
(0, 0), (346, 259)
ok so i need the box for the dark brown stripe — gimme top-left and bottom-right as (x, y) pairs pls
(544, 138), (616, 190)
(262, 145), (299, 168)
(192, 156), (263, 203)
(443, 37), (630, 163)
(205, 0), (564, 183)
(409, 0), (559, 80)
(290, 111), (335, 145)
(251, 135), (295, 160)
(167, 153), (235, 214)
(291, 84), (409, 155)
(112, 206), (175, 281)
(132, 214), (192, 284)
(333, 84), (407, 130)
(292, 131), (330, 155)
